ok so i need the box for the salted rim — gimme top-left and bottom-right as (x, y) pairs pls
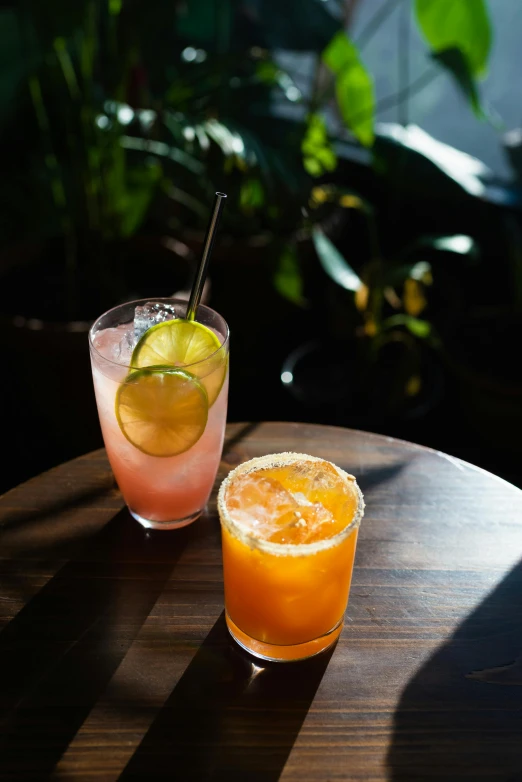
(217, 452), (365, 557)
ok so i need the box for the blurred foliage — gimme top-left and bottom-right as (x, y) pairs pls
(322, 31), (375, 147)
(0, 0), (497, 330)
(415, 0), (491, 76)
(299, 182), (486, 401)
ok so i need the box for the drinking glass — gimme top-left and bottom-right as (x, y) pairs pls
(218, 453), (364, 661)
(89, 298), (229, 530)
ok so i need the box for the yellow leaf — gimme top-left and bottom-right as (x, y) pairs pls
(364, 316), (377, 336)
(405, 375), (422, 397)
(339, 194), (364, 209)
(310, 186), (328, 204)
(404, 279), (427, 317)
(355, 283), (369, 311)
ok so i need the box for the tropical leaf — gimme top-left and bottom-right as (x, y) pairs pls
(374, 123), (490, 199)
(312, 225), (362, 292)
(302, 114), (337, 177)
(383, 314), (432, 338)
(415, 0), (492, 77)
(323, 32), (374, 147)
(431, 48), (484, 119)
(274, 244), (305, 306)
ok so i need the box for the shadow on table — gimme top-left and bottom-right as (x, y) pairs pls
(356, 463), (408, 493)
(119, 612), (333, 782)
(387, 559), (522, 781)
(0, 481), (114, 533)
(222, 422), (260, 458)
(0, 508), (194, 780)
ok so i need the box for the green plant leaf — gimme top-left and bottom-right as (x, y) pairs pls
(405, 318), (431, 338)
(374, 123), (489, 199)
(415, 0), (492, 77)
(432, 48), (484, 118)
(240, 178), (265, 211)
(323, 32), (374, 147)
(302, 114), (337, 177)
(274, 244), (305, 306)
(383, 314), (431, 338)
(323, 31), (355, 75)
(312, 226), (362, 292)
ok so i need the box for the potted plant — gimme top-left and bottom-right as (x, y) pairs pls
(0, 0), (200, 477)
(279, 184), (449, 426)
(0, 0), (495, 484)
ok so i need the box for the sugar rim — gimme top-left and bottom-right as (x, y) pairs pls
(217, 452), (365, 557)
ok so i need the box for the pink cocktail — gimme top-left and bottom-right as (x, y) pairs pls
(89, 298), (229, 530)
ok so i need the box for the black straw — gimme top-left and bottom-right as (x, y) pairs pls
(186, 192), (227, 321)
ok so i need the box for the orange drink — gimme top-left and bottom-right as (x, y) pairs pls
(218, 453), (364, 661)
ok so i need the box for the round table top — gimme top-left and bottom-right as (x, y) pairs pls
(0, 421), (521, 781)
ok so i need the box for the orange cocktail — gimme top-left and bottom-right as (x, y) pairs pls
(218, 453), (364, 661)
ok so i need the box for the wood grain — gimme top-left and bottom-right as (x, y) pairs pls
(0, 422), (521, 781)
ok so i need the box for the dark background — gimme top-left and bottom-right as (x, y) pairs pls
(1, 0), (521, 493)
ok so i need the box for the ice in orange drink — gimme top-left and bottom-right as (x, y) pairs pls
(218, 453), (364, 661)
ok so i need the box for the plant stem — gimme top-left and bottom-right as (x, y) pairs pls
(398, 0), (410, 127)
(355, 0), (405, 50)
(390, 2), (411, 225)
(309, 54), (323, 115)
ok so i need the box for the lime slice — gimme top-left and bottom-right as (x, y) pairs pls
(115, 366), (208, 457)
(131, 319), (227, 405)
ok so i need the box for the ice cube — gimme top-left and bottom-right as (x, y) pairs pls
(117, 328), (136, 364)
(297, 503), (335, 543)
(269, 500), (335, 544)
(134, 301), (177, 341)
(227, 474), (299, 539)
(288, 461), (356, 536)
(93, 324), (135, 364)
(288, 460), (342, 493)
(291, 491), (313, 507)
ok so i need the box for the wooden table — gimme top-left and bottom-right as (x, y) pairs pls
(0, 422), (521, 781)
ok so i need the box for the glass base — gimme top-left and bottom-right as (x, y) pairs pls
(225, 612), (343, 662)
(128, 507), (203, 530)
